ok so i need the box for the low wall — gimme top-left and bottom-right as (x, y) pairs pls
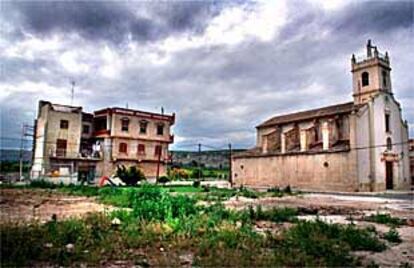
(232, 151), (359, 192)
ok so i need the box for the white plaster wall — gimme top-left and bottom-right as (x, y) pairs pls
(372, 95), (410, 189)
(355, 105), (371, 185)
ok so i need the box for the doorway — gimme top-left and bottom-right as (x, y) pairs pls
(56, 139), (67, 157)
(385, 161), (393, 190)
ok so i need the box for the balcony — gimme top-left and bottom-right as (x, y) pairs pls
(50, 149), (102, 161)
(93, 129), (110, 136)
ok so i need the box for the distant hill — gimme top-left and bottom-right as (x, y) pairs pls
(0, 149), (32, 162)
(0, 149), (248, 168)
(171, 149), (246, 169)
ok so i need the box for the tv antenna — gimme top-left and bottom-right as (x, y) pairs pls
(70, 80), (75, 105)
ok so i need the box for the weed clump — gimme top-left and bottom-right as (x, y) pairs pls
(364, 213), (406, 227)
(131, 184), (198, 222)
(247, 205), (298, 223)
(383, 227), (402, 243)
(272, 220), (386, 266)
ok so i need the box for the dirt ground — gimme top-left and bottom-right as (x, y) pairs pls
(1, 188), (413, 266)
(0, 188), (113, 224)
(225, 193), (414, 218)
(225, 193), (414, 267)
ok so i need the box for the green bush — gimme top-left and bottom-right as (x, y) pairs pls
(59, 184), (99, 197)
(131, 184), (198, 222)
(283, 185), (292, 194)
(193, 180), (201, 188)
(190, 168), (203, 179)
(157, 176), (170, 184)
(274, 220), (386, 266)
(247, 205), (298, 222)
(115, 165), (146, 185)
(287, 220), (385, 252)
(239, 188), (259, 199)
(98, 187), (139, 207)
(30, 179), (59, 189)
(364, 213), (406, 226)
(383, 227), (402, 243)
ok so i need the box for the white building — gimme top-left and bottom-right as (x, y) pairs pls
(232, 41), (411, 192)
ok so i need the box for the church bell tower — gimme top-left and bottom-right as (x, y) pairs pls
(351, 40), (392, 105)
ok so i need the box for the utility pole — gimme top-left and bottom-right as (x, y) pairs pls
(19, 124), (34, 181)
(228, 143), (232, 187)
(198, 143), (201, 181)
(19, 125), (25, 181)
(156, 143), (162, 181)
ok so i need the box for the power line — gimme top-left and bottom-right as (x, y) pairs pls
(0, 136), (412, 152)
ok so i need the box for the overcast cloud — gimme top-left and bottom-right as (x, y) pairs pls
(1, 0), (413, 150)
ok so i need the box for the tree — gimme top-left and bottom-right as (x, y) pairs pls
(115, 165), (146, 185)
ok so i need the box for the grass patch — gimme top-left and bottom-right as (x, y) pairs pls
(1, 184), (386, 266)
(383, 227), (402, 243)
(364, 213), (406, 227)
(248, 205), (298, 223)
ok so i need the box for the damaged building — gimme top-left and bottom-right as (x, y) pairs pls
(31, 101), (175, 183)
(232, 41), (411, 192)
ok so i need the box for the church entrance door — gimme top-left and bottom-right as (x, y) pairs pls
(385, 161), (393, 190)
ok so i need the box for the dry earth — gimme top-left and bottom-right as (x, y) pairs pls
(1, 188), (413, 267)
(225, 193), (414, 267)
(0, 188), (113, 223)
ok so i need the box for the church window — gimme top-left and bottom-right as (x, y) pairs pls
(382, 70), (387, 87)
(335, 118), (343, 140)
(361, 72), (369, 87)
(386, 138), (392, 151)
(385, 113), (390, 132)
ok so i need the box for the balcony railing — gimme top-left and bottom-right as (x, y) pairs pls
(50, 149), (102, 160)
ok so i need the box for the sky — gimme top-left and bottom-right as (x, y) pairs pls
(0, 0), (413, 151)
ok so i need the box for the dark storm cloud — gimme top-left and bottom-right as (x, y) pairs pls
(333, 1), (413, 33)
(1, 1), (413, 150)
(279, 0), (413, 40)
(4, 1), (229, 43)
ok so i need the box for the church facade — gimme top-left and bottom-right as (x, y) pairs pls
(232, 41), (411, 192)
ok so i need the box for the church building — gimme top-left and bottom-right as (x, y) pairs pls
(232, 41), (411, 192)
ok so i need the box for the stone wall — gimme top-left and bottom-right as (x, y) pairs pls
(232, 150), (359, 192)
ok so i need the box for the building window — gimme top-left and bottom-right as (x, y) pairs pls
(361, 72), (369, 87)
(94, 116), (107, 131)
(119, 142), (128, 153)
(154, 145), (162, 156)
(82, 124), (90, 134)
(382, 70), (387, 87)
(121, 118), (129, 132)
(138, 144), (145, 155)
(60, 120), (69, 129)
(156, 124), (164, 135)
(386, 137), (392, 151)
(139, 120), (148, 134)
(385, 113), (390, 132)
